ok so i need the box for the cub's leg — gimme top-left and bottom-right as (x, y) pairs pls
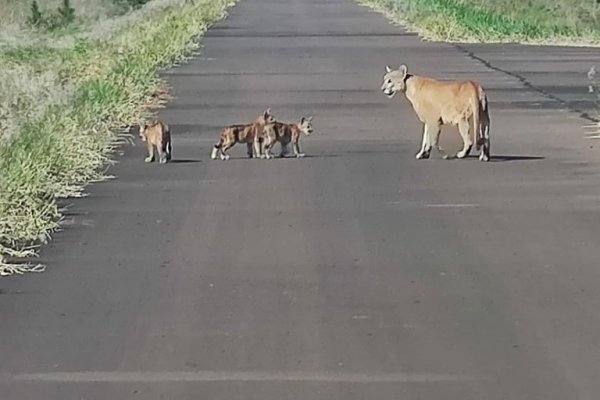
(246, 142), (255, 158)
(293, 138), (305, 158)
(456, 119), (473, 159)
(263, 137), (275, 159)
(479, 143), (490, 161)
(254, 137), (266, 159)
(165, 139), (172, 161)
(159, 139), (170, 164)
(220, 139), (234, 160)
(479, 115), (491, 162)
(145, 140), (155, 163)
(157, 144), (167, 164)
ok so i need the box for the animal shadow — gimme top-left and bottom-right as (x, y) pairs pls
(276, 154), (340, 159)
(489, 155), (545, 162)
(463, 154), (545, 162)
(168, 159), (202, 164)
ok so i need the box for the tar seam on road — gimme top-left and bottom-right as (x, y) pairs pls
(387, 202), (480, 208)
(1, 371), (488, 384)
(454, 44), (599, 124)
(425, 204), (480, 208)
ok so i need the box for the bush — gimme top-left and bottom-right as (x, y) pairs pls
(27, 1), (43, 27)
(26, 0), (76, 31)
(58, 0), (76, 25)
(113, 0), (151, 9)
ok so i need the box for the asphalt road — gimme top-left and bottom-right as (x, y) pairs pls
(2, 0), (600, 399)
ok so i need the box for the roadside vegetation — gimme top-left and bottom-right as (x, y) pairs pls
(359, 0), (600, 46)
(0, 0), (236, 275)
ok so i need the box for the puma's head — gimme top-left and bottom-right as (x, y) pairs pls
(381, 64), (409, 98)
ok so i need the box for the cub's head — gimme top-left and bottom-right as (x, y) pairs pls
(258, 108), (276, 125)
(381, 64), (409, 98)
(139, 123), (149, 142)
(299, 116), (314, 135)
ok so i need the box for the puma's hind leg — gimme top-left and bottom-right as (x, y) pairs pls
(456, 119), (473, 159)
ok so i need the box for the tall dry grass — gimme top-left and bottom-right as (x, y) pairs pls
(0, 0), (236, 275)
(0, 0), (129, 27)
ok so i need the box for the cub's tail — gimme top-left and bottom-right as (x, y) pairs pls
(162, 123), (172, 161)
(472, 85), (488, 149)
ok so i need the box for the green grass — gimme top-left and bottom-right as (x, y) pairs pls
(359, 0), (600, 45)
(0, 0), (236, 275)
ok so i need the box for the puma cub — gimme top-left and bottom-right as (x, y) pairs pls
(139, 121), (172, 164)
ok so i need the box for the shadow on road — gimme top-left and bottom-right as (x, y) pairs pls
(489, 155), (545, 162)
(169, 159), (202, 164)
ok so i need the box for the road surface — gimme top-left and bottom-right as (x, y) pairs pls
(2, 0), (600, 399)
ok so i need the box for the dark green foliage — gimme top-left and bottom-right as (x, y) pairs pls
(113, 0), (151, 9)
(27, 1), (43, 27)
(26, 0), (77, 31)
(57, 0), (76, 25)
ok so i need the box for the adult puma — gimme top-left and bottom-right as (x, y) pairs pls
(381, 64), (490, 161)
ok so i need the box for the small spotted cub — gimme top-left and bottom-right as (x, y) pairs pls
(262, 116), (314, 159)
(139, 121), (172, 164)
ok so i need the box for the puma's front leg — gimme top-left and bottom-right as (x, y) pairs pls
(416, 123), (438, 160)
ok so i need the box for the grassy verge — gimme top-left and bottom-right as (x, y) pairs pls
(359, 0), (600, 46)
(0, 0), (149, 28)
(0, 0), (236, 276)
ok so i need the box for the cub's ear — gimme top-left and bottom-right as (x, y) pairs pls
(400, 64), (408, 76)
(385, 65), (392, 73)
(300, 116), (305, 123)
(307, 116), (313, 122)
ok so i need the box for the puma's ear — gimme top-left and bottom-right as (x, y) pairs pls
(385, 65), (392, 73)
(307, 116), (313, 122)
(400, 64), (408, 77)
(300, 116), (305, 123)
